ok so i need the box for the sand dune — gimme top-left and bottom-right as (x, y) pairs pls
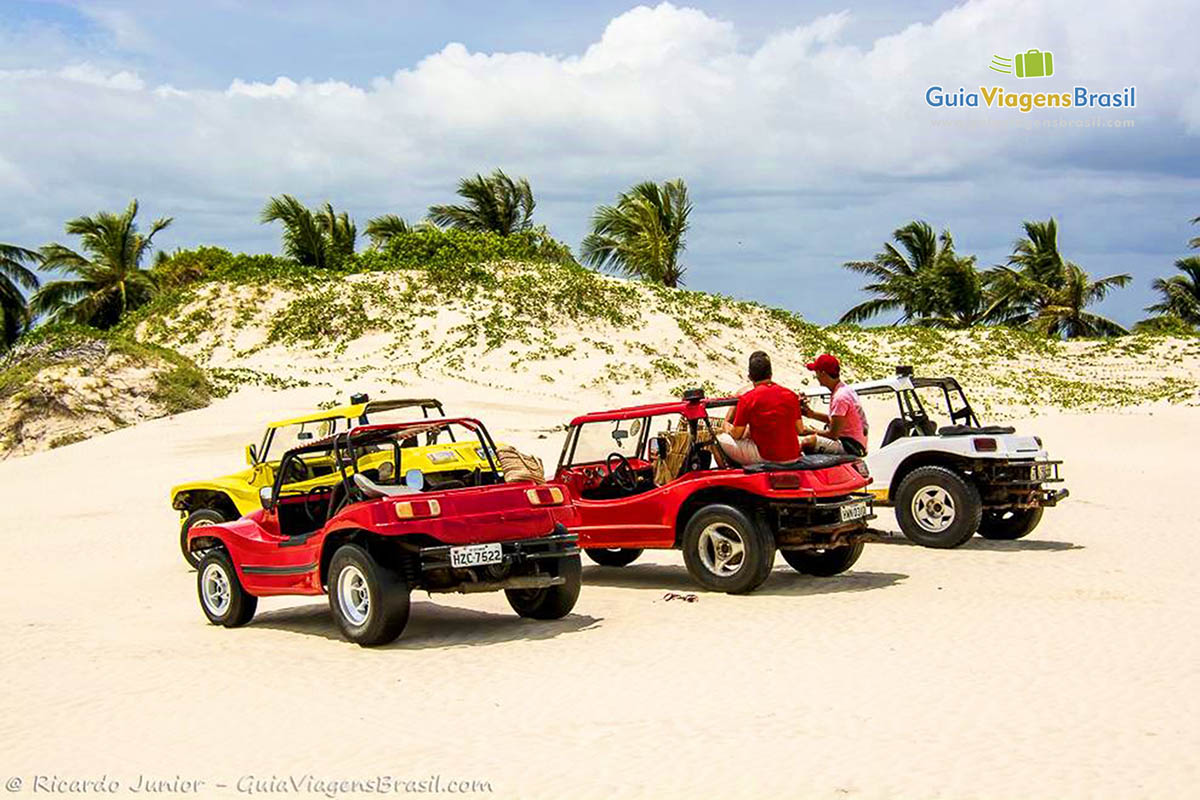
(2, 375), (1198, 799)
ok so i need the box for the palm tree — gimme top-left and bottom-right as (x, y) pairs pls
(428, 169), (535, 235)
(1, 244), (41, 349)
(916, 253), (1013, 329)
(317, 202), (356, 262)
(1145, 256), (1200, 327)
(32, 200), (170, 329)
(839, 221), (959, 324)
(992, 218), (1131, 338)
(580, 179), (692, 288)
(260, 195), (356, 268)
(365, 214), (412, 249)
(1190, 216), (1199, 250)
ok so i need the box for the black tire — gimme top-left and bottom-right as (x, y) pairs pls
(197, 550), (257, 628)
(894, 466), (982, 549)
(505, 554), (582, 619)
(328, 544), (411, 647)
(584, 547), (643, 567)
(781, 541), (864, 577)
(181, 508), (228, 569)
(977, 507), (1044, 540)
(681, 504), (775, 594)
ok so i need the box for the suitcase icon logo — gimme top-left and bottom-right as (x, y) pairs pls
(989, 49), (1054, 78)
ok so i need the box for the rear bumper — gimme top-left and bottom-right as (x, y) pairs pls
(771, 493), (876, 548)
(416, 524), (579, 573)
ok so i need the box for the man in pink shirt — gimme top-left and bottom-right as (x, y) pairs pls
(799, 353), (869, 456)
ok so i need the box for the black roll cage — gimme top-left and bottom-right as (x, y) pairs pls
(256, 398), (449, 465)
(264, 419), (502, 509)
(558, 397), (738, 474)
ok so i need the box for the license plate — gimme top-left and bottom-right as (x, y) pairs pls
(1030, 464), (1054, 481)
(839, 502), (869, 522)
(449, 543), (504, 568)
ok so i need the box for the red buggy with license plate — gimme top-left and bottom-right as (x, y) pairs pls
(186, 419), (581, 646)
(554, 391), (876, 594)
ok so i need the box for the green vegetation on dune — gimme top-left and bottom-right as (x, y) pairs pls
(130, 229), (1198, 415)
(0, 324), (213, 454)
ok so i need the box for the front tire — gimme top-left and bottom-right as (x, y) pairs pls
(681, 504), (775, 594)
(197, 550), (257, 628)
(977, 507), (1044, 540)
(505, 554), (582, 619)
(328, 544), (411, 647)
(895, 466), (982, 548)
(781, 541), (864, 576)
(181, 508), (227, 569)
(584, 547), (643, 567)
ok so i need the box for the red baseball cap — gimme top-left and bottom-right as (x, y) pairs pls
(805, 353), (840, 374)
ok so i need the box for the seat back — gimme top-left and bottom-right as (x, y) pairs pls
(353, 472), (419, 499)
(881, 418), (908, 447)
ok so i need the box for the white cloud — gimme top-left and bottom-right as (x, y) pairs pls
(58, 63), (145, 90)
(0, 0), (1196, 323)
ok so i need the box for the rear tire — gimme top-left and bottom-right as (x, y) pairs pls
(781, 541), (864, 576)
(328, 544), (411, 646)
(584, 547), (643, 567)
(181, 508), (227, 569)
(505, 554), (582, 619)
(197, 550), (257, 628)
(978, 507), (1044, 540)
(681, 504), (775, 594)
(895, 466), (982, 549)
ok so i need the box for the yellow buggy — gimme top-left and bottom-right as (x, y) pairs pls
(170, 396), (496, 567)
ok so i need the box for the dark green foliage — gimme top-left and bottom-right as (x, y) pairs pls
(581, 179), (692, 288)
(260, 195), (356, 269)
(0, 243), (41, 349)
(992, 218), (1131, 338)
(840, 221), (995, 326)
(1143, 256), (1200, 330)
(428, 169), (536, 235)
(32, 200), (170, 329)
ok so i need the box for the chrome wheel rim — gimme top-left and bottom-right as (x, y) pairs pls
(201, 563), (231, 616)
(337, 565), (371, 627)
(912, 486), (956, 533)
(697, 522), (746, 576)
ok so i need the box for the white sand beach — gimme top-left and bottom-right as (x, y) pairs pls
(1, 378), (1197, 799)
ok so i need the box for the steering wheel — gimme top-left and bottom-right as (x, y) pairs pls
(301, 486), (330, 523)
(605, 452), (638, 492)
(281, 456), (313, 485)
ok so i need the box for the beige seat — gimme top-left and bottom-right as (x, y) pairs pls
(353, 472), (419, 499)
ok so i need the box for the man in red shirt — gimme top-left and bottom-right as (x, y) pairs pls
(717, 351), (802, 465)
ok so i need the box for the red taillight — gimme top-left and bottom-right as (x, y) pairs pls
(768, 473), (802, 490)
(394, 499), (441, 519)
(526, 486), (565, 506)
(973, 437), (997, 452)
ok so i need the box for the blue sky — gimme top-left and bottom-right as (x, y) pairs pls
(2, 0), (1198, 326)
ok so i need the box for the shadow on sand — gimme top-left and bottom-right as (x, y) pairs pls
(583, 564), (907, 597)
(872, 534), (1082, 552)
(251, 601), (601, 649)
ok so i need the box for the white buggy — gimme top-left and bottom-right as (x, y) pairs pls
(806, 367), (1068, 548)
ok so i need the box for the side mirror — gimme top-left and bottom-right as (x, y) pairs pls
(259, 486), (273, 509)
(404, 468), (426, 491)
(245, 444), (258, 465)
